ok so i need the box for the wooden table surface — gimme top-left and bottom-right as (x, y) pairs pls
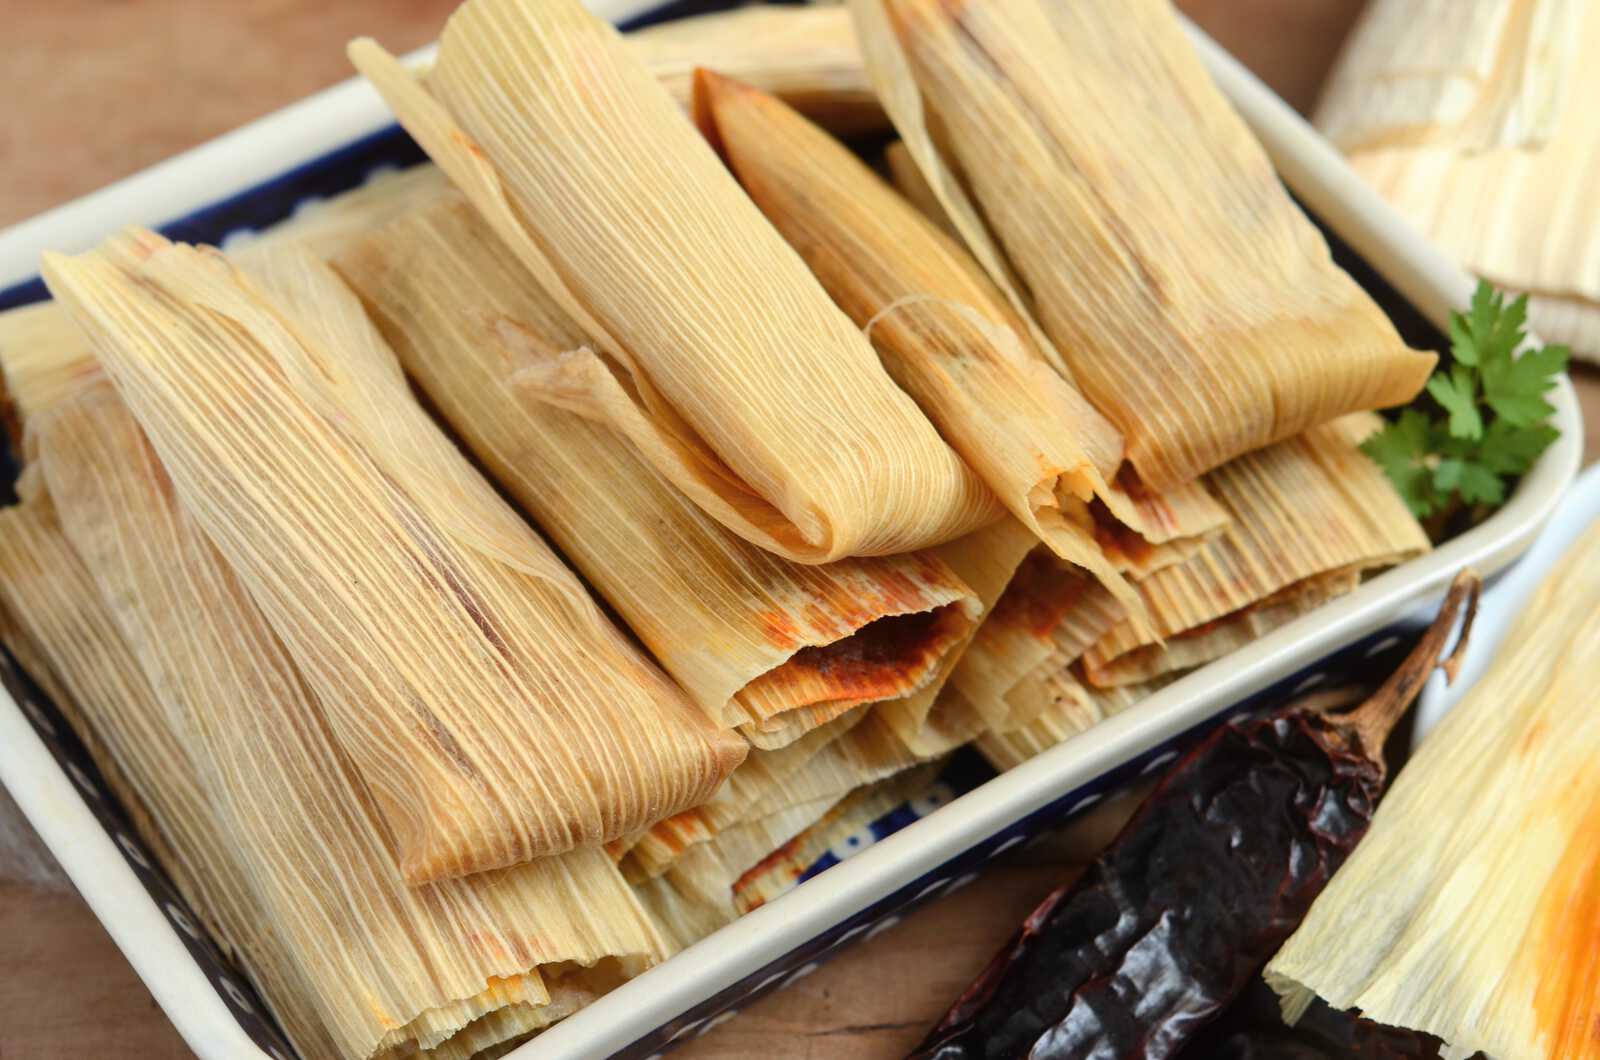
(1, 2), (1596, 1059)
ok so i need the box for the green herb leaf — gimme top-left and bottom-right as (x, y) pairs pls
(1477, 420), (1559, 476)
(1426, 366), (1482, 440)
(1363, 281), (1565, 524)
(1481, 342), (1569, 427)
(1361, 410), (1439, 518)
(1433, 458), (1503, 508)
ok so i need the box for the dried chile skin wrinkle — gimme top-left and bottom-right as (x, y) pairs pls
(911, 713), (1382, 1060)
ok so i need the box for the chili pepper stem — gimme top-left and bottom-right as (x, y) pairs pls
(1328, 571), (1481, 772)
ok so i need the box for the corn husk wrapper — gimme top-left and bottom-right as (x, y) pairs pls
(41, 232), (745, 882)
(876, 518), (1041, 756)
(1339, 0), (1600, 364)
(976, 673), (1160, 772)
(698, 71), (1241, 627)
(851, 0), (1436, 490)
(335, 193), (979, 751)
(1095, 570), (1363, 688)
(1266, 522), (1600, 1060)
(635, 763), (942, 952)
(632, 4), (883, 136)
(0, 300), (102, 437)
(229, 163), (453, 262)
(226, 2), (886, 257)
(730, 762), (942, 915)
(633, 874), (738, 956)
(667, 761), (941, 919)
(883, 140), (956, 237)
(0, 500), (344, 1060)
(32, 385), (667, 1060)
(349, 0), (1000, 563)
(668, 793), (845, 912)
(1315, 0), (1580, 155)
(1083, 415), (1430, 688)
(638, 710), (931, 886)
(620, 710), (865, 882)
(946, 551), (1125, 736)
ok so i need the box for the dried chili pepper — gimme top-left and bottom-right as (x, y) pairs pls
(910, 573), (1480, 1060)
(1178, 980), (1456, 1060)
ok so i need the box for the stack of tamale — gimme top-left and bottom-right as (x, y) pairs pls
(0, 0), (1448, 1056)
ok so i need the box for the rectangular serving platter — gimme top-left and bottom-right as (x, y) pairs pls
(0, 2), (1583, 1058)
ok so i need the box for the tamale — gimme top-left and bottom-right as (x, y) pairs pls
(0, 501), (342, 1060)
(633, 874), (737, 955)
(349, 0), (1000, 563)
(228, 3), (886, 254)
(696, 71), (1235, 627)
(621, 712), (867, 883)
(42, 231), (745, 882)
(1083, 416), (1430, 688)
(630, 4), (883, 136)
(730, 763), (942, 915)
(0, 300), (100, 437)
(1339, 0), (1600, 365)
(1315, 0), (1580, 154)
(335, 192), (980, 747)
(883, 140), (956, 237)
(1267, 522), (1600, 1060)
(231, 162), (453, 261)
(943, 551), (1123, 735)
(1095, 570), (1362, 688)
(976, 674), (1163, 772)
(634, 710), (930, 886)
(852, 0), (1436, 489)
(875, 518), (1040, 756)
(34, 384), (667, 1060)
(669, 794), (845, 911)
(637, 763), (944, 950)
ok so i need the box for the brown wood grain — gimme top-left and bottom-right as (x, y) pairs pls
(0, 2), (1593, 1060)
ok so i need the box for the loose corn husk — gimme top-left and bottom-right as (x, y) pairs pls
(631, 4), (884, 136)
(349, 0), (1000, 563)
(976, 674), (1160, 772)
(0, 500), (343, 1060)
(42, 231), (745, 883)
(946, 550), (1124, 736)
(32, 384), (667, 1060)
(1266, 522), (1600, 1060)
(1084, 415), (1430, 688)
(696, 71), (1234, 629)
(335, 191), (980, 749)
(1315, 0), (1580, 155)
(1339, 0), (1600, 365)
(852, 0), (1436, 490)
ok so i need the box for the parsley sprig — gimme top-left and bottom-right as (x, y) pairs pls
(1362, 282), (1566, 519)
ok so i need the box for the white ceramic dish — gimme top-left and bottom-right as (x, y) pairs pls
(0, 4), (1583, 1059)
